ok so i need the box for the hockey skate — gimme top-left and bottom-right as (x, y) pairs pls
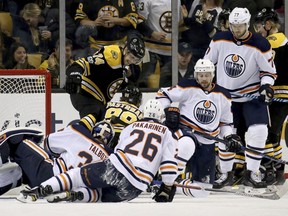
(213, 171), (234, 189)
(45, 191), (84, 203)
(17, 185), (53, 203)
(243, 170), (267, 188)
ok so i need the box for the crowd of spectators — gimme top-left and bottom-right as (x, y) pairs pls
(0, 0), (285, 89)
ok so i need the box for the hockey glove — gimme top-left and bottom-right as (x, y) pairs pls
(65, 72), (82, 94)
(258, 84), (274, 104)
(152, 183), (176, 202)
(224, 134), (243, 153)
(164, 107), (180, 131)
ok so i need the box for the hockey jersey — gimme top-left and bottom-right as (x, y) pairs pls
(109, 119), (178, 191)
(75, 0), (138, 47)
(45, 124), (110, 175)
(266, 32), (288, 99)
(135, 0), (181, 56)
(156, 79), (234, 144)
(204, 31), (277, 102)
(105, 101), (143, 133)
(66, 45), (126, 105)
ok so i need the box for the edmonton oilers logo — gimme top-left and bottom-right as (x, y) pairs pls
(194, 100), (217, 124)
(223, 54), (245, 78)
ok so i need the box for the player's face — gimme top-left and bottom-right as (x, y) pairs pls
(230, 23), (248, 39)
(196, 72), (213, 90)
(123, 49), (142, 66)
(254, 22), (267, 37)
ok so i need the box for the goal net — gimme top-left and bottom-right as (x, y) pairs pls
(0, 69), (51, 135)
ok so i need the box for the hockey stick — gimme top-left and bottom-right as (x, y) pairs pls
(174, 181), (288, 200)
(192, 130), (288, 165)
(231, 92), (288, 103)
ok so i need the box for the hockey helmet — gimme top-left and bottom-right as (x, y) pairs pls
(218, 8), (231, 29)
(142, 99), (164, 122)
(120, 85), (142, 107)
(92, 121), (115, 146)
(254, 7), (279, 24)
(126, 32), (145, 60)
(194, 59), (215, 78)
(229, 7), (251, 27)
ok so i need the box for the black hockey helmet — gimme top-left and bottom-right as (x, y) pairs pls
(126, 31), (145, 60)
(218, 8), (231, 25)
(255, 7), (279, 24)
(92, 120), (115, 147)
(120, 85), (142, 107)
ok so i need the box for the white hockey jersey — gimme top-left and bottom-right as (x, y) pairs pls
(156, 79), (234, 144)
(45, 124), (110, 175)
(109, 119), (178, 191)
(135, 0), (181, 56)
(204, 31), (277, 102)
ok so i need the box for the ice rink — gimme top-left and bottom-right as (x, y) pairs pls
(0, 189), (287, 216)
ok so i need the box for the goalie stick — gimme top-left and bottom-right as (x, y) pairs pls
(192, 130), (288, 165)
(231, 92), (288, 103)
(174, 181), (288, 200)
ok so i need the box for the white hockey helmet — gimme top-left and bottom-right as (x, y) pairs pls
(194, 59), (215, 78)
(229, 7), (251, 28)
(143, 99), (164, 122)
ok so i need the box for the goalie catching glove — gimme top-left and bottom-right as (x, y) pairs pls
(65, 71), (82, 94)
(152, 183), (176, 202)
(164, 107), (180, 131)
(258, 84), (274, 104)
(224, 134), (243, 153)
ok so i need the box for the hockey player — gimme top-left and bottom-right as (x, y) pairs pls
(156, 59), (243, 184)
(0, 120), (114, 199)
(254, 7), (288, 185)
(65, 31), (145, 121)
(20, 99), (179, 203)
(79, 85), (143, 148)
(204, 7), (277, 188)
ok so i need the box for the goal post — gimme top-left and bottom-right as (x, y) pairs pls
(0, 69), (51, 135)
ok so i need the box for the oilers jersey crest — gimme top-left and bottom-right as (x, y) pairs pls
(204, 31), (277, 102)
(156, 79), (233, 144)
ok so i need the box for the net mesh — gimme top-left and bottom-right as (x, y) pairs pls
(0, 70), (50, 135)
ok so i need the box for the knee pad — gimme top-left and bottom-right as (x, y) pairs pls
(245, 124), (268, 149)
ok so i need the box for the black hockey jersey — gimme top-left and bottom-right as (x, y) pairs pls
(66, 45), (126, 105)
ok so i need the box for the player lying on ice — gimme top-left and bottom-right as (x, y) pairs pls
(16, 99), (180, 203)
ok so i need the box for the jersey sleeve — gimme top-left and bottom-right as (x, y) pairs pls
(204, 37), (219, 64)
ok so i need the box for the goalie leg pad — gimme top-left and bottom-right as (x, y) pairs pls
(0, 127), (44, 147)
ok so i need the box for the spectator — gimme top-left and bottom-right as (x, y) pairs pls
(73, 0), (138, 57)
(11, 3), (44, 54)
(135, 0), (182, 88)
(4, 41), (35, 69)
(37, 6), (76, 55)
(181, 0), (223, 63)
(39, 38), (74, 88)
(0, 29), (15, 67)
(160, 42), (195, 87)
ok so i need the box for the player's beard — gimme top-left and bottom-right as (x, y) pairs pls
(200, 81), (211, 90)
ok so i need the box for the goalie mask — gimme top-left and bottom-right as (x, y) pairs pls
(120, 85), (142, 107)
(92, 121), (115, 147)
